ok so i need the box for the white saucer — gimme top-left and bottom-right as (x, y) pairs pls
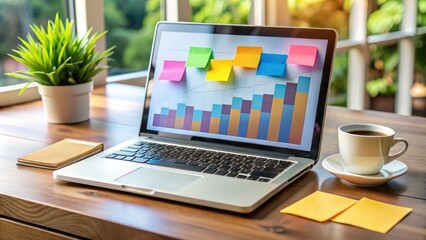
(322, 153), (408, 187)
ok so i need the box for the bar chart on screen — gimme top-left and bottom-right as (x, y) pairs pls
(148, 32), (326, 148)
(152, 75), (310, 144)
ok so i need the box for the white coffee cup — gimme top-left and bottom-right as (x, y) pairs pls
(338, 123), (409, 175)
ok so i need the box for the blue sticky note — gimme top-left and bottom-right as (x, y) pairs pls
(256, 53), (288, 77)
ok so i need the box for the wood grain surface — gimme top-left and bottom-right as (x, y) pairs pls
(0, 84), (425, 240)
(0, 217), (77, 240)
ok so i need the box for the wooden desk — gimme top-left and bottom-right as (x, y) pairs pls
(0, 84), (425, 239)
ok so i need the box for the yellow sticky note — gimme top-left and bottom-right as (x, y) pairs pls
(233, 46), (262, 68)
(206, 59), (233, 81)
(280, 191), (357, 222)
(332, 197), (412, 233)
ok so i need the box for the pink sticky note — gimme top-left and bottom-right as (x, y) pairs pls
(286, 45), (318, 67)
(158, 60), (186, 81)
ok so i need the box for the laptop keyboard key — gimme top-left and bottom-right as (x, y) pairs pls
(203, 168), (217, 174)
(174, 159), (188, 164)
(226, 172), (238, 177)
(252, 165), (263, 171)
(120, 148), (139, 153)
(214, 170), (228, 176)
(278, 161), (293, 168)
(160, 157), (175, 162)
(250, 170), (278, 179)
(133, 157), (151, 163)
(146, 159), (205, 172)
(262, 167), (284, 173)
(248, 175), (259, 181)
(258, 178), (271, 182)
(151, 156), (163, 160)
(113, 151), (135, 157)
(239, 169), (251, 174)
(236, 175), (247, 179)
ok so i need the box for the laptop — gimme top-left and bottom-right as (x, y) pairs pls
(54, 22), (337, 213)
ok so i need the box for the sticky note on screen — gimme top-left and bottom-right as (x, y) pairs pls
(158, 60), (186, 81)
(233, 46), (262, 68)
(206, 59), (233, 82)
(286, 45), (318, 67)
(280, 191), (357, 222)
(256, 53), (288, 77)
(186, 47), (212, 68)
(332, 198), (413, 233)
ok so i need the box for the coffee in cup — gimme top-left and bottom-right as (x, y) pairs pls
(338, 123), (408, 175)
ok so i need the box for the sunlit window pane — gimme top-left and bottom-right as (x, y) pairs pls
(288, 0), (350, 40)
(367, 44), (398, 112)
(104, 0), (161, 75)
(190, 0), (251, 24)
(329, 53), (348, 107)
(367, 0), (402, 36)
(0, 0), (66, 87)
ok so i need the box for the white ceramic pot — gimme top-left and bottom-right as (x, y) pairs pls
(38, 81), (93, 124)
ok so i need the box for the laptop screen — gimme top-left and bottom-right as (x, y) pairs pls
(141, 22), (336, 160)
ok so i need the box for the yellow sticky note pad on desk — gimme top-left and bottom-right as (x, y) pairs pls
(332, 197), (412, 233)
(280, 191), (357, 222)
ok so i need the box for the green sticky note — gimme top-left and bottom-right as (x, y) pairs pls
(186, 47), (212, 68)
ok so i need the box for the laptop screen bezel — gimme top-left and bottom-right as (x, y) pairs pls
(139, 22), (337, 162)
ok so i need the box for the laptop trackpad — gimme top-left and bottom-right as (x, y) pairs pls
(115, 167), (201, 192)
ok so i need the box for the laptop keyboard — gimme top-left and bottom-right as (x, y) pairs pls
(104, 141), (294, 182)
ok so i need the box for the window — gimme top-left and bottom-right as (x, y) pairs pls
(190, 0), (251, 24)
(0, 0), (67, 87)
(104, 0), (161, 76)
(2, 0), (425, 117)
(0, 0), (67, 106)
(289, 0), (350, 40)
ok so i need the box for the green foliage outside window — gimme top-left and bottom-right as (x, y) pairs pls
(366, 0), (426, 98)
(190, 0), (251, 24)
(0, 0), (66, 86)
(105, 0), (251, 73)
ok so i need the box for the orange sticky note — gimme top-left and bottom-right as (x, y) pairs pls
(280, 191), (357, 222)
(205, 59), (233, 82)
(286, 45), (317, 67)
(233, 46), (262, 68)
(332, 198), (412, 233)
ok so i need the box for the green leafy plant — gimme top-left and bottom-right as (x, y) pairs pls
(366, 77), (397, 97)
(6, 14), (115, 94)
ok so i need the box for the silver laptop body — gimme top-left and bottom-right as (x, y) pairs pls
(54, 22), (337, 213)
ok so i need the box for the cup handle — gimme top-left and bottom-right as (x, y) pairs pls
(386, 138), (409, 163)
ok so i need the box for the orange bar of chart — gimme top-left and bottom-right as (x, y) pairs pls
(247, 109), (261, 139)
(228, 109), (241, 136)
(192, 121), (201, 131)
(228, 97), (243, 136)
(175, 117), (185, 129)
(267, 98), (284, 141)
(289, 92), (308, 144)
(209, 118), (220, 133)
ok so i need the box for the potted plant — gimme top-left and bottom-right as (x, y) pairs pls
(6, 14), (114, 124)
